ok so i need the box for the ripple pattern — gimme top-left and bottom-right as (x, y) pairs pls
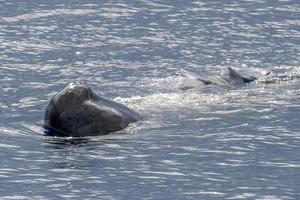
(0, 0), (299, 199)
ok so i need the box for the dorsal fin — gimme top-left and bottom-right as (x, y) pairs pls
(220, 67), (244, 80)
(220, 67), (245, 86)
(220, 67), (257, 86)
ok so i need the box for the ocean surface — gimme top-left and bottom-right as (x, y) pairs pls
(0, 0), (300, 199)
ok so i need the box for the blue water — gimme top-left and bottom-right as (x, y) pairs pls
(1, 0), (300, 199)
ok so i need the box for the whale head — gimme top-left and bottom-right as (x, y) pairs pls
(50, 82), (94, 110)
(44, 82), (95, 134)
(44, 81), (142, 136)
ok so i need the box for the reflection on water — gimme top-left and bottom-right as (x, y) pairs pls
(0, 0), (300, 199)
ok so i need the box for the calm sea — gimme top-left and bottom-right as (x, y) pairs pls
(0, 0), (299, 199)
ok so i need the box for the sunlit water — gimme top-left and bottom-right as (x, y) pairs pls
(0, 0), (300, 199)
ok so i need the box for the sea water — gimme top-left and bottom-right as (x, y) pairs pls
(0, 0), (299, 199)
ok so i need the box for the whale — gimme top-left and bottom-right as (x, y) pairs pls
(44, 82), (142, 137)
(196, 67), (300, 87)
(197, 67), (257, 87)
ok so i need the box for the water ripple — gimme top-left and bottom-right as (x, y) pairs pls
(0, 0), (299, 199)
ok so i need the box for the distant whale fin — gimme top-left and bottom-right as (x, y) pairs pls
(220, 67), (240, 77)
(220, 67), (257, 85)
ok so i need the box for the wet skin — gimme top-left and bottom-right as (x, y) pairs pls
(44, 83), (142, 137)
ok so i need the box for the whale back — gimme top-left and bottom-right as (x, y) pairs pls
(197, 67), (256, 87)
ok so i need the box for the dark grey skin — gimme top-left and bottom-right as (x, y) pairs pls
(197, 67), (257, 87)
(44, 82), (142, 137)
(197, 67), (299, 87)
(178, 67), (257, 91)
